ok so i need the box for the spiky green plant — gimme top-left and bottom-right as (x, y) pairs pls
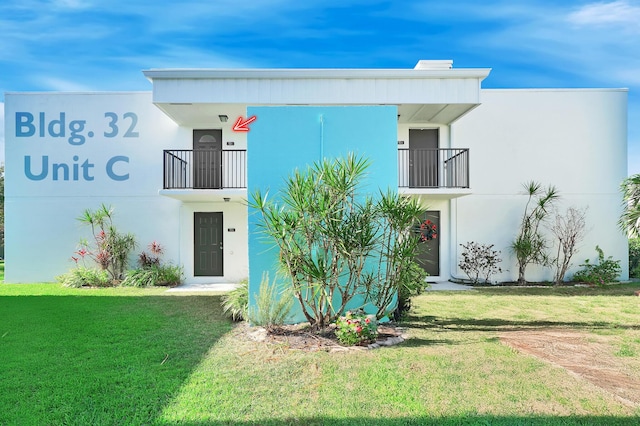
(250, 154), (376, 328)
(76, 204), (136, 282)
(247, 273), (293, 331)
(511, 181), (560, 285)
(372, 190), (424, 318)
(221, 279), (249, 321)
(56, 267), (111, 288)
(251, 154), (428, 326)
(619, 174), (640, 237)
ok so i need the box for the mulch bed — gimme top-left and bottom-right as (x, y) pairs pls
(235, 322), (407, 352)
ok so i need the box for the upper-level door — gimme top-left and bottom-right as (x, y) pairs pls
(409, 129), (439, 188)
(193, 129), (222, 189)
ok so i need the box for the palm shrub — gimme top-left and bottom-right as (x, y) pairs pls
(372, 191), (424, 318)
(221, 279), (249, 321)
(511, 181), (559, 285)
(76, 204), (136, 283)
(251, 154), (375, 329)
(251, 154), (425, 328)
(619, 174), (640, 237)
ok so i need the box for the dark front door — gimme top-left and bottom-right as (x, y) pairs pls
(193, 129), (222, 189)
(194, 212), (223, 276)
(416, 211), (440, 276)
(409, 129), (439, 188)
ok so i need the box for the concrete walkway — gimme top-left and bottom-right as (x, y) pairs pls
(426, 281), (474, 291)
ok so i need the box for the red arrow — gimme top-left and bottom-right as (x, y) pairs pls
(232, 115), (257, 132)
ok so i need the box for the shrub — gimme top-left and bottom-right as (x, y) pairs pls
(550, 207), (587, 285)
(572, 246), (622, 286)
(247, 273), (293, 331)
(511, 181), (559, 285)
(458, 242), (503, 284)
(373, 192), (425, 319)
(335, 309), (378, 346)
(138, 241), (163, 268)
(121, 264), (183, 287)
(75, 204), (136, 282)
(56, 267), (111, 288)
(221, 279), (249, 321)
(629, 238), (640, 278)
(394, 260), (428, 319)
(251, 155), (424, 327)
(122, 241), (183, 287)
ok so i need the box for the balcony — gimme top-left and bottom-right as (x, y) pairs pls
(398, 148), (470, 198)
(163, 149), (247, 190)
(161, 148), (470, 200)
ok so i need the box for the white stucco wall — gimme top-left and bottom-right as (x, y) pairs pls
(4, 87), (628, 285)
(4, 92), (249, 283)
(451, 89), (629, 282)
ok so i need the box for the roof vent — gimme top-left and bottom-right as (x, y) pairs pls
(414, 60), (453, 70)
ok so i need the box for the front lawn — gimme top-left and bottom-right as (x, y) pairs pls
(1, 282), (639, 425)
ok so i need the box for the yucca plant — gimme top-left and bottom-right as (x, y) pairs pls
(250, 154), (376, 328)
(511, 181), (560, 285)
(251, 153), (429, 326)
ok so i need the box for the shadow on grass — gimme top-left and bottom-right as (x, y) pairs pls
(0, 293), (233, 425)
(399, 337), (458, 347)
(157, 415), (640, 425)
(403, 314), (637, 332)
(472, 283), (640, 297)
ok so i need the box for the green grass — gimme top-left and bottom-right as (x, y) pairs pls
(1, 279), (640, 425)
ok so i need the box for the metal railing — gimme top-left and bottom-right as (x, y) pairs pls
(164, 148), (466, 190)
(163, 149), (247, 189)
(398, 148), (469, 188)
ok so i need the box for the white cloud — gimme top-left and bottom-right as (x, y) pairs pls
(415, 1), (640, 89)
(568, 1), (640, 28)
(52, 0), (91, 8)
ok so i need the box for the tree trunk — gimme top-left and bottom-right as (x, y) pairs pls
(517, 263), (527, 285)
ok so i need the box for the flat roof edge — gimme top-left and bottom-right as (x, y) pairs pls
(4, 90), (152, 96)
(482, 88), (629, 93)
(143, 68), (492, 80)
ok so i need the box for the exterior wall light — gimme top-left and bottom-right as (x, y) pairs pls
(219, 115), (228, 122)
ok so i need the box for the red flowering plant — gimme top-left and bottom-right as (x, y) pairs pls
(334, 309), (378, 346)
(418, 219), (438, 241)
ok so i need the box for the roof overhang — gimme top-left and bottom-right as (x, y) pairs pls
(143, 65), (491, 126)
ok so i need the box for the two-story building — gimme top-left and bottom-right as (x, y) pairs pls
(4, 60), (629, 291)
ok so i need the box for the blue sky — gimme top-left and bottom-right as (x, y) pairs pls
(1, 0), (638, 174)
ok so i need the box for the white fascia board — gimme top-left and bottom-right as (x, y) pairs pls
(143, 68), (491, 81)
(150, 76), (487, 105)
(482, 88), (629, 93)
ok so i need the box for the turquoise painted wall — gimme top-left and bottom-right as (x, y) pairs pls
(247, 106), (398, 322)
